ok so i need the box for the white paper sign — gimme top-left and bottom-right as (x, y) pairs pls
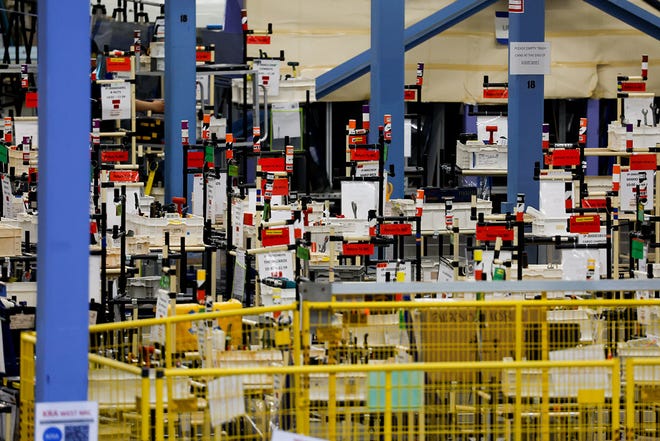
(476, 115), (508, 143)
(255, 59), (281, 96)
(495, 12), (509, 42)
(14, 119), (39, 149)
(620, 170), (655, 212)
(101, 82), (132, 120)
(624, 97), (654, 126)
(1, 174), (15, 219)
(152, 289), (170, 345)
(35, 401), (98, 441)
(404, 118), (412, 158)
(341, 181), (379, 220)
(376, 261), (412, 283)
(510, 42), (551, 75)
(355, 162), (379, 178)
(256, 251), (295, 280)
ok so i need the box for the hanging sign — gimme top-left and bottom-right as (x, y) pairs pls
(569, 215), (601, 234)
(509, 42), (551, 75)
(475, 224), (514, 242)
(379, 223), (413, 236)
(100, 82), (131, 120)
(509, 0), (524, 13)
(342, 242), (375, 256)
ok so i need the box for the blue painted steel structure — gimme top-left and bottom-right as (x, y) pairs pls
(370, 0), (405, 198)
(35, 0), (90, 402)
(584, 0), (660, 41)
(165, 2), (197, 204)
(586, 99), (600, 175)
(506, 1), (545, 212)
(316, 0), (498, 99)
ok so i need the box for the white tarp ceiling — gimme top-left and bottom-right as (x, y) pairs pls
(245, 0), (660, 102)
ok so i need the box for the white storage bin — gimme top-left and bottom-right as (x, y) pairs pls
(456, 141), (507, 170)
(390, 199), (492, 232)
(126, 213), (204, 247)
(607, 123), (660, 151)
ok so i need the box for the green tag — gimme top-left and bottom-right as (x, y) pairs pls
(637, 203), (645, 222)
(204, 145), (214, 165)
(0, 145), (8, 163)
(228, 164), (239, 177)
(632, 238), (645, 260)
(160, 275), (170, 290)
(296, 246), (310, 261)
(493, 267), (505, 281)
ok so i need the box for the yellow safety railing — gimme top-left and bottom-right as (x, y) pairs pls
(160, 359), (620, 441)
(625, 357), (660, 441)
(18, 296), (660, 441)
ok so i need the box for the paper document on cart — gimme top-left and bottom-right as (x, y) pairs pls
(101, 82), (131, 120)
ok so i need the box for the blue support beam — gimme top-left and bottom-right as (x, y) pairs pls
(35, 0), (89, 402)
(586, 99), (600, 175)
(316, 0), (498, 99)
(506, 1), (545, 212)
(369, 0), (405, 199)
(165, 2), (197, 204)
(584, 0), (660, 40)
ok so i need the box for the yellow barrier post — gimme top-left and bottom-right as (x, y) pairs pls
(514, 304), (523, 441)
(541, 293), (550, 441)
(385, 371), (393, 441)
(300, 302), (311, 435)
(155, 368), (165, 441)
(141, 367), (151, 441)
(626, 358), (635, 441)
(20, 333), (36, 441)
(612, 359), (621, 441)
(165, 306), (177, 440)
(292, 307), (305, 433)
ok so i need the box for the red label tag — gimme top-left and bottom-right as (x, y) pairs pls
(25, 91), (38, 108)
(475, 225), (515, 242)
(258, 157), (286, 172)
(350, 148), (380, 161)
(247, 35), (271, 45)
(196, 51), (213, 62)
(106, 57), (131, 72)
(549, 149), (581, 167)
(342, 242), (375, 256)
(569, 215), (601, 234)
(109, 170), (139, 182)
(404, 89), (418, 101)
(187, 151), (204, 168)
(483, 89), (508, 99)
(101, 150), (129, 162)
(583, 198), (607, 208)
(379, 223), (413, 236)
(262, 177), (289, 196)
(620, 82), (646, 92)
(243, 212), (254, 226)
(261, 227), (291, 247)
(509, 0), (524, 13)
(348, 135), (367, 145)
(630, 154), (657, 171)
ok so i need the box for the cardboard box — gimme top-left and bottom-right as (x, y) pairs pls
(0, 224), (22, 257)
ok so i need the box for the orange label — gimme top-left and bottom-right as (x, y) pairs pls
(196, 51), (213, 62)
(630, 154), (657, 171)
(109, 170), (139, 182)
(483, 88), (508, 99)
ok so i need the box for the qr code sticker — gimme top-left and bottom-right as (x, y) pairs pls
(65, 425), (89, 441)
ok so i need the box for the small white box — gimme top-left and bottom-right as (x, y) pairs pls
(126, 214), (204, 247)
(456, 141), (507, 170)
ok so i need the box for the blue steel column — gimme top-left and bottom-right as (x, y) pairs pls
(506, 1), (545, 212)
(586, 99), (600, 175)
(35, 0), (89, 402)
(165, 1), (197, 203)
(369, 0), (405, 198)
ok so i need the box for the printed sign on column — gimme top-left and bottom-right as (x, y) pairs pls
(509, 42), (551, 75)
(35, 401), (99, 441)
(101, 82), (131, 120)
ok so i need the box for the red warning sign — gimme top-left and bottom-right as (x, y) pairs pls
(379, 223), (413, 236)
(261, 227), (292, 247)
(630, 154), (657, 171)
(350, 148), (380, 161)
(475, 224), (514, 242)
(569, 215), (601, 234)
(247, 35), (271, 45)
(106, 57), (131, 72)
(342, 242), (375, 256)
